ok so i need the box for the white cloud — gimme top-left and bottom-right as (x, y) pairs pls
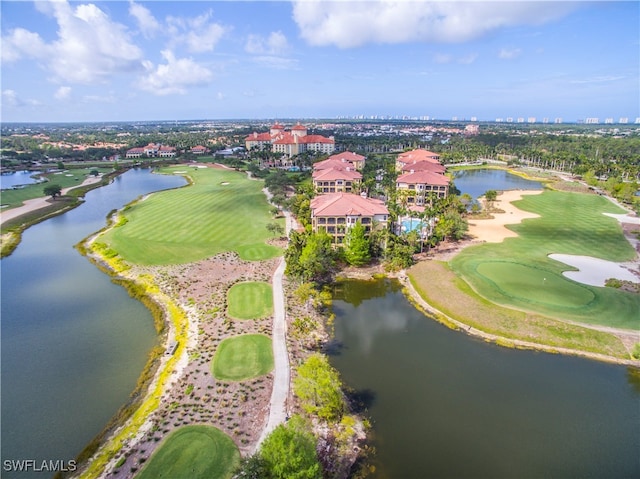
(166, 9), (228, 53)
(569, 75), (625, 84)
(434, 53), (452, 64)
(55, 86), (72, 100)
(129, 1), (161, 38)
(458, 53), (478, 64)
(138, 50), (213, 95)
(499, 48), (522, 60)
(245, 31), (290, 56)
(1, 0), (143, 83)
(292, 1), (579, 48)
(2, 89), (22, 107)
(433, 52), (477, 64)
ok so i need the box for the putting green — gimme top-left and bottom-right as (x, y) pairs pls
(212, 334), (274, 381)
(451, 190), (640, 330)
(475, 262), (595, 309)
(98, 167), (283, 265)
(135, 425), (239, 479)
(227, 281), (273, 320)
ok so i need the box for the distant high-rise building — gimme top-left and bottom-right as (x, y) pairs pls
(470, 116), (477, 122)
(604, 118), (614, 124)
(506, 117), (513, 123)
(496, 118), (504, 122)
(619, 118), (628, 124)
(452, 116), (458, 121)
(585, 118), (599, 124)
(634, 118), (640, 124)
(554, 118), (563, 124)
(517, 117), (525, 123)
(527, 117), (536, 123)
(542, 118), (549, 124)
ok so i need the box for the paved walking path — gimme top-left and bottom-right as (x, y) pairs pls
(0, 175), (102, 226)
(255, 210), (296, 449)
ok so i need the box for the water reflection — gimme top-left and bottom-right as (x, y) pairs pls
(330, 278), (640, 479)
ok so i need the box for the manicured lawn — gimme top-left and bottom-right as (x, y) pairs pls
(227, 281), (273, 320)
(135, 425), (239, 479)
(0, 168), (111, 208)
(450, 190), (640, 330)
(99, 167), (283, 264)
(408, 261), (628, 358)
(212, 334), (274, 381)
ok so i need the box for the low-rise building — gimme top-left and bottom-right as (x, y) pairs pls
(310, 193), (388, 244)
(395, 149), (441, 172)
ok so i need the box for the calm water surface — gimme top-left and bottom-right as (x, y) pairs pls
(329, 279), (640, 479)
(1, 169), (185, 477)
(1, 171), (43, 189)
(453, 169), (543, 198)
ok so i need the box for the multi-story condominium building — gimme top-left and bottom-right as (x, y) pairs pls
(396, 169), (449, 203)
(245, 123), (335, 157)
(316, 151), (366, 170)
(395, 149), (442, 172)
(312, 166), (362, 193)
(310, 193), (389, 244)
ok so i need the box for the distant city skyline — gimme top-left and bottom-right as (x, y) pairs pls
(1, 1), (638, 123)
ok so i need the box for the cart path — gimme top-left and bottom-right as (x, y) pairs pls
(256, 210), (296, 449)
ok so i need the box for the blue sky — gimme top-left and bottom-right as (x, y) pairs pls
(1, 1), (638, 123)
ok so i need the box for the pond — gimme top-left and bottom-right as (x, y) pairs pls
(453, 169), (543, 199)
(1, 168), (186, 477)
(0, 171), (43, 189)
(329, 278), (640, 479)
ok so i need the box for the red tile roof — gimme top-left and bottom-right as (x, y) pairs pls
(292, 124), (307, 130)
(246, 132), (272, 141)
(312, 168), (362, 181)
(301, 135), (334, 144)
(327, 151), (365, 163)
(397, 170), (449, 186)
(313, 158), (354, 170)
(311, 193), (388, 217)
(397, 149), (440, 163)
(400, 161), (445, 173)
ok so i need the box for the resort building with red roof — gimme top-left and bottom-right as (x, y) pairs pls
(310, 193), (389, 244)
(245, 123), (335, 157)
(312, 166), (362, 194)
(395, 149), (450, 203)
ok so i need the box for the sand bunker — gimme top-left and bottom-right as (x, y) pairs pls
(221, 182), (230, 185)
(549, 254), (639, 287)
(468, 190), (543, 243)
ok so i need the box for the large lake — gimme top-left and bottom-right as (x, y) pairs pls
(453, 168), (544, 198)
(329, 279), (640, 479)
(1, 169), (185, 477)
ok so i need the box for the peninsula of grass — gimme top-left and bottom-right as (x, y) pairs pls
(0, 168), (112, 210)
(212, 334), (274, 381)
(408, 261), (628, 358)
(135, 425), (239, 479)
(451, 190), (640, 330)
(227, 281), (273, 320)
(98, 167), (283, 264)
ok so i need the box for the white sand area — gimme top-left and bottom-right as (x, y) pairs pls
(603, 212), (640, 225)
(468, 189), (543, 243)
(549, 254), (639, 287)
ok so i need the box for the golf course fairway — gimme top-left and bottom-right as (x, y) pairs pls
(451, 190), (639, 330)
(99, 166), (283, 265)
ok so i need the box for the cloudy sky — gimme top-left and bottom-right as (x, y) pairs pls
(1, 0), (638, 123)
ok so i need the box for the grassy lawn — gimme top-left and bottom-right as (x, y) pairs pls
(212, 334), (274, 381)
(99, 166), (283, 264)
(0, 168), (112, 209)
(135, 425), (239, 479)
(408, 261), (628, 358)
(227, 281), (273, 320)
(450, 190), (640, 330)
